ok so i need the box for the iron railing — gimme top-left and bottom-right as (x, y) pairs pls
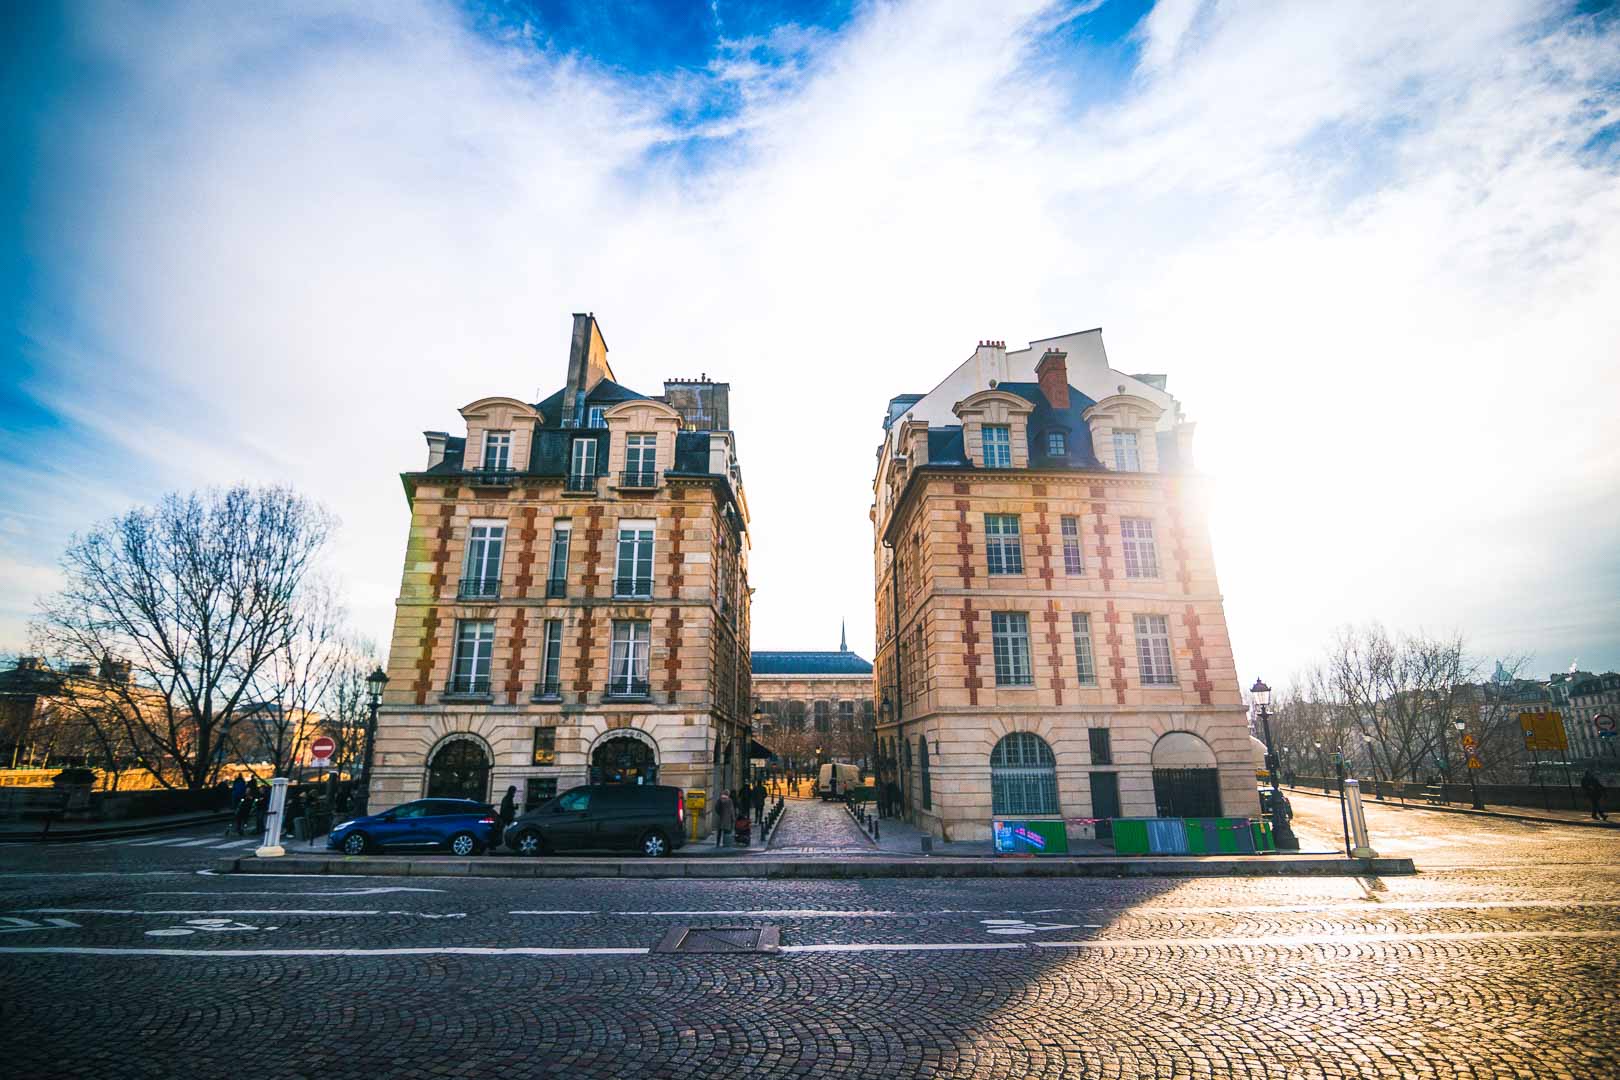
(604, 678), (651, 699)
(613, 577), (653, 599)
(533, 677), (561, 700)
(565, 474), (596, 493)
(457, 576), (501, 600)
(445, 675), (492, 696)
(619, 470), (657, 488)
(467, 468), (518, 486)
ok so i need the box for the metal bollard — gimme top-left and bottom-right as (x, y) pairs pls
(872, 818), (880, 840)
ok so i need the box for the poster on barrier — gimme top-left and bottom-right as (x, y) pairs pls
(992, 819), (1070, 855)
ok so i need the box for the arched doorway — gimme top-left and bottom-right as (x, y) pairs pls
(426, 738), (491, 802)
(1151, 731), (1221, 817)
(591, 732), (658, 785)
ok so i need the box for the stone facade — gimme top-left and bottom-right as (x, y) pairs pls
(871, 332), (1257, 841)
(752, 635), (876, 772)
(369, 314), (751, 833)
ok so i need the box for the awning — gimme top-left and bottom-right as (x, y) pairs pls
(748, 739), (774, 759)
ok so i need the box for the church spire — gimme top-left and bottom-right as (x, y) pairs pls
(840, 618), (847, 652)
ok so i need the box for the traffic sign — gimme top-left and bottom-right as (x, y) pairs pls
(310, 735), (336, 764)
(1460, 733), (1477, 751)
(1519, 710), (1568, 751)
(1466, 754), (1483, 770)
(1596, 713), (1617, 738)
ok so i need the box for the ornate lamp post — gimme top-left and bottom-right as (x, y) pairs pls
(1454, 719), (1485, 810)
(353, 667), (388, 817)
(1250, 679), (1299, 851)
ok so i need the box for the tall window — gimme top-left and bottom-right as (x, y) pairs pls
(615, 522), (653, 598)
(587, 405), (606, 429)
(1072, 612), (1097, 685)
(482, 430), (511, 471)
(569, 438), (597, 484)
(985, 514), (1023, 575)
(1134, 614), (1176, 685)
(532, 727), (556, 766)
(919, 735), (932, 809)
(1060, 516), (1084, 576)
(460, 521), (504, 599)
(546, 521), (571, 597)
(991, 612), (1033, 686)
(625, 434), (656, 483)
(450, 620), (494, 694)
(608, 621), (650, 696)
(1113, 430), (1140, 471)
(982, 425), (1012, 468)
(1046, 432), (1067, 457)
(537, 619), (563, 697)
(786, 700), (806, 731)
(814, 700), (830, 733)
(990, 732), (1058, 815)
(1088, 727), (1113, 765)
(838, 700), (855, 730)
(1120, 517), (1160, 579)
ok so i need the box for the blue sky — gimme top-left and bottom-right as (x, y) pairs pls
(4, 0), (1619, 686)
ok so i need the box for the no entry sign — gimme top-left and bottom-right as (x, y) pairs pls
(310, 735), (336, 763)
(1596, 713), (1617, 738)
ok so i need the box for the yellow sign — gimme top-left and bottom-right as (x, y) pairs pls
(686, 789), (707, 811)
(1519, 710), (1567, 752)
(1466, 754), (1483, 770)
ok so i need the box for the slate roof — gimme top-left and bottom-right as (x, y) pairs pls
(751, 651), (874, 676)
(532, 378), (650, 426)
(912, 381), (1111, 471)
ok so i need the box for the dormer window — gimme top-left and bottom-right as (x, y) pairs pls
(983, 425), (1012, 468)
(1046, 432), (1067, 457)
(483, 430), (512, 471)
(587, 405), (606, 429)
(1112, 430), (1140, 471)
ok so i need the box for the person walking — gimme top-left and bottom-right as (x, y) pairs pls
(230, 775), (247, 809)
(751, 779), (766, 825)
(715, 790), (735, 847)
(1581, 770), (1608, 821)
(232, 788), (253, 837)
(497, 784), (518, 850)
(252, 784), (269, 837)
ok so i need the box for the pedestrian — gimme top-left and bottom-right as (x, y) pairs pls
(877, 780), (889, 818)
(284, 789), (304, 838)
(498, 784), (518, 849)
(230, 775), (246, 808)
(885, 778), (900, 818)
(751, 779), (766, 825)
(715, 790), (735, 847)
(1581, 770), (1608, 821)
(252, 785), (269, 836)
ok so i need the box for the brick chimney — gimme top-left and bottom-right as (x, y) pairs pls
(1036, 348), (1070, 410)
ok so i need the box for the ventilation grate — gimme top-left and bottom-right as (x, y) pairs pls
(652, 926), (781, 954)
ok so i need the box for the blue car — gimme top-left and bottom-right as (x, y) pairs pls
(328, 798), (499, 856)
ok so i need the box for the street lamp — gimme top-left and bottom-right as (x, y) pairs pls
(1455, 719), (1485, 810)
(1250, 679), (1300, 851)
(354, 667), (387, 816)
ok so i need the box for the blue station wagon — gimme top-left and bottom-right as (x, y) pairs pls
(328, 798), (500, 856)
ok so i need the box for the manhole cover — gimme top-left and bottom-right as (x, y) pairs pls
(653, 926), (781, 954)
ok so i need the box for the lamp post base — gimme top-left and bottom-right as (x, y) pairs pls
(1271, 818), (1301, 852)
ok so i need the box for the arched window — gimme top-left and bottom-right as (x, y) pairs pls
(918, 735), (932, 810)
(1151, 731), (1221, 817)
(990, 732), (1058, 816)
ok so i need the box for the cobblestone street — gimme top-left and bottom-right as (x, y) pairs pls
(766, 795), (875, 853)
(3, 803), (1618, 1079)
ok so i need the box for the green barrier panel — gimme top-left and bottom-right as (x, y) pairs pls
(1111, 818), (1149, 855)
(1184, 819), (1210, 854)
(992, 818), (1070, 855)
(1217, 817), (1243, 854)
(1250, 819), (1275, 853)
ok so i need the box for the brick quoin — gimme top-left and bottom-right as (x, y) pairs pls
(514, 506), (538, 596)
(1044, 603), (1064, 705)
(962, 600), (981, 706)
(1092, 507), (1113, 592)
(413, 609), (440, 705)
(582, 506), (604, 599)
(1184, 604), (1213, 705)
(505, 609), (528, 704)
(1106, 599), (1127, 705)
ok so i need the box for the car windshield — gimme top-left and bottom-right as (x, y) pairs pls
(558, 789), (590, 812)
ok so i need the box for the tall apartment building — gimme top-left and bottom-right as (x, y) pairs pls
(871, 331), (1256, 840)
(369, 314), (751, 830)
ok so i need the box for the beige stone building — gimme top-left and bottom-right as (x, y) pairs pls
(752, 627), (876, 774)
(369, 314), (752, 830)
(871, 331), (1256, 841)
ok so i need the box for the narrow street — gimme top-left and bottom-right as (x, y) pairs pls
(765, 794), (875, 854)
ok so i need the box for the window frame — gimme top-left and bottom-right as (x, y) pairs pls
(450, 619), (495, 695)
(1088, 727), (1113, 765)
(982, 425), (1012, 468)
(614, 522), (654, 598)
(608, 620), (651, 695)
(624, 433), (656, 481)
(532, 727), (557, 766)
(1120, 517), (1160, 579)
(569, 437), (598, 479)
(990, 611), (1034, 687)
(586, 405), (606, 429)
(984, 514), (1024, 576)
(1134, 613), (1177, 686)
(1072, 612), (1097, 686)
(1112, 430), (1141, 471)
(538, 619), (563, 697)
(482, 430), (512, 471)
(990, 732), (1059, 816)
(546, 521), (572, 596)
(1046, 431), (1067, 457)
(1060, 516), (1084, 576)
(461, 520), (506, 598)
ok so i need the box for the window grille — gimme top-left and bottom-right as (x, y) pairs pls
(991, 732), (1058, 815)
(985, 514), (1023, 575)
(991, 612), (1033, 686)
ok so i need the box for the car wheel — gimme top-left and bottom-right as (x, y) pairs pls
(640, 829), (669, 858)
(513, 830), (544, 857)
(448, 832), (480, 857)
(341, 832), (368, 856)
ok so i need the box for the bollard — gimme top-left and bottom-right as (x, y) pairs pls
(920, 834), (932, 854)
(255, 777), (289, 858)
(1344, 778), (1378, 858)
(872, 818), (880, 840)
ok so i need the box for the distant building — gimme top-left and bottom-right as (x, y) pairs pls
(368, 314), (752, 827)
(1552, 671), (1620, 769)
(752, 624), (875, 772)
(871, 331), (1256, 840)
(0, 656), (155, 775)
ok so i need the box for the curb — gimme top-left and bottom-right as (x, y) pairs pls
(1285, 786), (1620, 830)
(0, 811), (234, 844)
(216, 854), (1416, 879)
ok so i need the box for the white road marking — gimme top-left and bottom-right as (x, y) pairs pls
(209, 840), (259, 849)
(781, 942), (1026, 953)
(130, 837), (191, 847)
(980, 919), (1081, 935)
(0, 945), (648, 958)
(0, 916), (80, 934)
(148, 887), (445, 897)
(20, 908), (386, 916)
(175, 838), (228, 847)
(1029, 929), (1620, 949)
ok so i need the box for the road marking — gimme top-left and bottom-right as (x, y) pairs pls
(781, 942), (1026, 953)
(1028, 929), (1620, 949)
(209, 839), (260, 849)
(0, 945), (648, 958)
(148, 888), (446, 897)
(129, 837), (191, 847)
(175, 838), (228, 847)
(0, 917), (80, 934)
(20, 908), (387, 916)
(981, 919), (1082, 935)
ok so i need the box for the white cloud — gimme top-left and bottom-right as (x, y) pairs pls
(10, 0), (1619, 683)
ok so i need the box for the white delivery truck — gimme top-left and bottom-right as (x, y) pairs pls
(817, 762), (862, 801)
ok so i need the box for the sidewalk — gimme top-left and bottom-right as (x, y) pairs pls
(1284, 784), (1620, 830)
(0, 808), (233, 843)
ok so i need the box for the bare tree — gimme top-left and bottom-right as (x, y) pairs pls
(321, 638), (380, 781)
(32, 486), (334, 789)
(241, 579), (348, 777)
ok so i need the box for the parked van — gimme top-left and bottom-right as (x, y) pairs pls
(817, 762), (862, 800)
(504, 784), (686, 857)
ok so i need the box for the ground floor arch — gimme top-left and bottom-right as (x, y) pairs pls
(1151, 731), (1221, 818)
(590, 728), (659, 785)
(425, 736), (492, 802)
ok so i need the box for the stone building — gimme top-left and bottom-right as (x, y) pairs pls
(752, 625), (876, 773)
(1552, 670), (1620, 771)
(871, 330), (1256, 841)
(368, 314), (752, 830)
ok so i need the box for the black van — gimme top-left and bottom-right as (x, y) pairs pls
(504, 784), (686, 857)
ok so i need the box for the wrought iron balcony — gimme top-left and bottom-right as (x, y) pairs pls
(565, 473), (596, 493)
(619, 470), (657, 489)
(457, 577), (501, 600)
(533, 677), (561, 700)
(613, 577), (653, 599)
(444, 675), (492, 696)
(545, 578), (567, 599)
(603, 678), (651, 699)
(467, 468), (518, 486)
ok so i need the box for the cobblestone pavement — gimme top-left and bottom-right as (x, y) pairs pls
(2, 804), (1618, 1078)
(766, 795), (875, 853)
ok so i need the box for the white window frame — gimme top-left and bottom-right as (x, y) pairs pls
(1073, 612), (1097, 686)
(570, 437), (597, 479)
(547, 521), (572, 591)
(1060, 515), (1084, 576)
(615, 520), (654, 598)
(1113, 430), (1141, 471)
(462, 521), (505, 597)
(982, 425), (1012, 469)
(991, 612), (1033, 687)
(1120, 517), (1160, 579)
(1134, 613), (1176, 686)
(539, 619), (563, 695)
(482, 430), (512, 471)
(587, 405), (607, 429)
(609, 620), (651, 693)
(1046, 432), (1066, 456)
(985, 514), (1023, 575)
(451, 619), (495, 694)
(625, 433), (656, 480)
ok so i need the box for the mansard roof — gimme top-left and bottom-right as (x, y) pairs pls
(751, 651), (874, 676)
